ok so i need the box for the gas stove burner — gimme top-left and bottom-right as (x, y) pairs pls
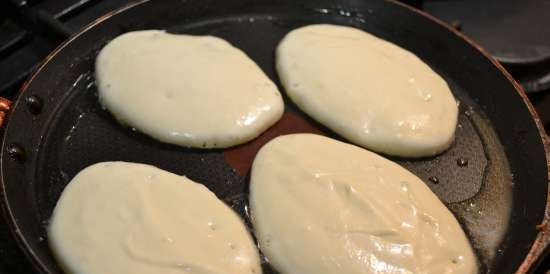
(422, 0), (550, 93)
(0, 0), (133, 98)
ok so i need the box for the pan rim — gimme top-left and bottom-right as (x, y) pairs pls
(0, 0), (548, 273)
(385, 1), (550, 272)
(0, 1), (148, 274)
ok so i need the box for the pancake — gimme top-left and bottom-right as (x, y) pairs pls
(96, 30), (283, 148)
(250, 134), (477, 274)
(276, 24), (458, 157)
(49, 161), (261, 274)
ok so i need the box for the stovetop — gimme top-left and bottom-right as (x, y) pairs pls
(0, 0), (549, 273)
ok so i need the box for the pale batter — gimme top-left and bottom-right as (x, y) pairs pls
(96, 30), (283, 148)
(250, 134), (477, 274)
(276, 24), (458, 157)
(49, 162), (261, 274)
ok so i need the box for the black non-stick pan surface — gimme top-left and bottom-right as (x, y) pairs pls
(1, 0), (549, 273)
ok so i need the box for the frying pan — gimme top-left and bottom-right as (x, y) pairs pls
(0, 0), (549, 273)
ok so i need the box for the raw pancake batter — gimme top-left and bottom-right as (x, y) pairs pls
(250, 134), (477, 274)
(49, 162), (261, 274)
(276, 24), (458, 157)
(96, 30), (283, 148)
